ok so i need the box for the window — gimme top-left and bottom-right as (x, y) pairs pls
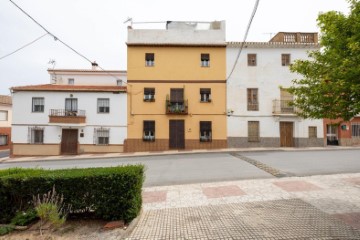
(247, 54), (257, 66)
(145, 53), (155, 67)
(116, 79), (123, 86)
(144, 88), (155, 102)
(200, 121), (212, 142)
(94, 127), (109, 145)
(0, 111), (8, 121)
(32, 97), (44, 112)
(309, 126), (317, 138)
(0, 135), (8, 146)
(248, 121), (260, 142)
(97, 98), (110, 113)
(201, 53), (210, 67)
(28, 127), (44, 144)
(352, 123), (360, 137)
(143, 121), (155, 141)
(247, 88), (258, 111)
(281, 54), (291, 66)
(200, 88), (211, 102)
(68, 78), (74, 85)
(65, 98), (78, 116)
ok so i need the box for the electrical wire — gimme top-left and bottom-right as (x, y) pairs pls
(9, 0), (128, 83)
(10, 0), (94, 64)
(227, 0), (260, 81)
(0, 33), (48, 60)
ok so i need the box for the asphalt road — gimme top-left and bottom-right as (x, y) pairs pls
(0, 149), (359, 187)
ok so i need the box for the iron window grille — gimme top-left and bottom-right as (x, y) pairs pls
(32, 97), (44, 112)
(143, 120), (155, 141)
(200, 121), (212, 142)
(28, 126), (44, 144)
(97, 98), (110, 113)
(352, 123), (360, 137)
(94, 127), (110, 145)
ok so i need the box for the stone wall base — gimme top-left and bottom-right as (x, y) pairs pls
(228, 137), (324, 148)
(338, 138), (360, 146)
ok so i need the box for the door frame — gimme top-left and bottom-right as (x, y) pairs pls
(61, 129), (79, 154)
(280, 121), (294, 147)
(169, 120), (185, 149)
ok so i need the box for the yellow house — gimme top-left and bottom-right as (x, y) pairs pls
(125, 21), (227, 152)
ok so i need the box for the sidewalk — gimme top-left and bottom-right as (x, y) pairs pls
(1, 145), (359, 163)
(126, 173), (360, 239)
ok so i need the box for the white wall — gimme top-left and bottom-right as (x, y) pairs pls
(49, 72), (127, 86)
(226, 44), (323, 138)
(11, 91), (127, 144)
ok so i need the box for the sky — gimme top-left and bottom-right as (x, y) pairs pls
(0, 0), (351, 95)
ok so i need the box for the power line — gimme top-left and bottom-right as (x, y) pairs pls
(9, 0), (128, 84)
(9, 0), (94, 65)
(227, 0), (260, 81)
(0, 33), (48, 60)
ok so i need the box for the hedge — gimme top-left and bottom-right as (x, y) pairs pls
(0, 165), (144, 224)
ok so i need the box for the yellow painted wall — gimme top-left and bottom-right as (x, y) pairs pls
(127, 45), (227, 143)
(127, 46), (226, 80)
(13, 144), (60, 156)
(128, 114), (227, 140)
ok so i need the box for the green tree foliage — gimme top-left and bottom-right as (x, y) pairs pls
(288, 0), (360, 121)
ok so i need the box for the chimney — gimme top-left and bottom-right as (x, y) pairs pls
(91, 61), (99, 70)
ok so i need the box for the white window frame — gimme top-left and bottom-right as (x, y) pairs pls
(32, 97), (45, 113)
(0, 111), (8, 121)
(97, 98), (110, 113)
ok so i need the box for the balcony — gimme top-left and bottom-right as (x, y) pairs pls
(166, 100), (188, 115)
(272, 100), (297, 115)
(49, 109), (86, 124)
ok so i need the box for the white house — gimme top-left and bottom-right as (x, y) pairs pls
(0, 95), (12, 150)
(11, 66), (127, 156)
(227, 32), (324, 148)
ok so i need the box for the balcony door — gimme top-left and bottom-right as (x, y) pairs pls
(65, 98), (78, 116)
(169, 120), (185, 149)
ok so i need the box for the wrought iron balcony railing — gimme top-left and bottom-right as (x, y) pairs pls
(166, 100), (188, 114)
(272, 100), (297, 115)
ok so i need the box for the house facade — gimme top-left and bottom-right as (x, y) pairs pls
(0, 95), (12, 150)
(11, 68), (127, 156)
(227, 32), (324, 147)
(125, 21), (227, 152)
(323, 117), (360, 146)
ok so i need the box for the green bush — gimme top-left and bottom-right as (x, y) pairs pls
(0, 165), (144, 223)
(0, 225), (14, 236)
(10, 208), (37, 226)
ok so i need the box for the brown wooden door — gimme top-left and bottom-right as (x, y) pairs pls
(169, 120), (185, 149)
(61, 129), (78, 154)
(280, 122), (294, 147)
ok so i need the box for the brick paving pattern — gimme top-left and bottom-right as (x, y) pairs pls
(127, 199), (360, 239)
(130, 173), (360, 239)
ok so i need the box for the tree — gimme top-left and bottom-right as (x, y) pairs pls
(288, 0), (360, 121)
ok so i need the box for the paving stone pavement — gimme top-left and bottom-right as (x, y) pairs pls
(127, 173), (360, 239)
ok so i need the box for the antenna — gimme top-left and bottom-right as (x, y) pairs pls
(263, 32), (275, 39)
(123, 17), (133, 25)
